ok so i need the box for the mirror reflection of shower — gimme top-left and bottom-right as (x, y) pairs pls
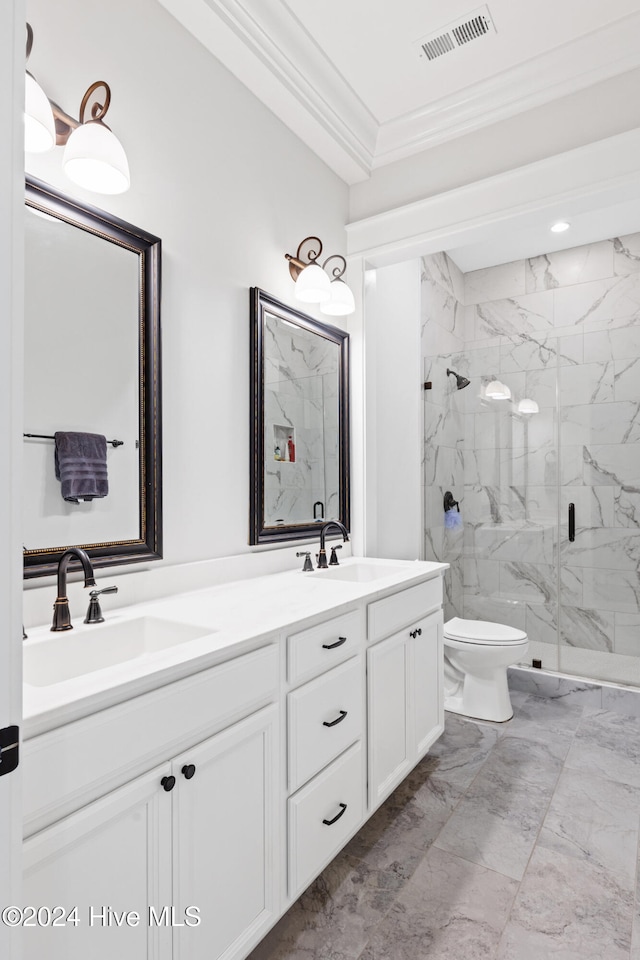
(446, 368), (470, 390)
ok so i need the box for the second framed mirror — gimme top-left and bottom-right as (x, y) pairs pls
(250, 288), (350, 545)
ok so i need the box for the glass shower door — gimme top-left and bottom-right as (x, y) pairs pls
(558, 319), (640, 685)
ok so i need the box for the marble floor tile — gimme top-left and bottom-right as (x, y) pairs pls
(506, 692), (585, 739)
(359, 845), (518, 960)
(542, 767), (640, 886)
(247, 851), (403, 960)
(496, 834), (634, 960)
(602, 684), (640, 718)
(566, 708), (640, 787)
(477, 734), (566, 790)
(344, 759), (463, 879)
(420, 713), (501, 789)
(433, 747), (555, 879)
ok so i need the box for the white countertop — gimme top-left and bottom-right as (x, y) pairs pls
(23, 557), (447, 738)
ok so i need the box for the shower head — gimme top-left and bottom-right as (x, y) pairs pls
(447, 368), (470, 390)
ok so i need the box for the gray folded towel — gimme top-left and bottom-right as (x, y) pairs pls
(54, 432), (109, 503)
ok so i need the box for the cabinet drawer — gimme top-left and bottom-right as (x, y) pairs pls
(288, 741), (364, 897)
(368, 577), (442, 643)
(288, 657), (362, 792)
(287, 609), (362, 684)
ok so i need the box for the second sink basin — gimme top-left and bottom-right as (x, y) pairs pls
(24, 616), (215, 687)
(310, 562), (409, 583)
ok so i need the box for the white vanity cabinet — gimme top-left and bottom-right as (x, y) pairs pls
(367, 582), (444, 809)
(22, 647), (281, 960)
(21, 562), (446, 960)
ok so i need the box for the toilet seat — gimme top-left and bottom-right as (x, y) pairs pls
(444, 617), (527, 646)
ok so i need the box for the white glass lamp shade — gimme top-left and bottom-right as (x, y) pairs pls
(24, 73), (56, 153)
(485, 379), (511, 400)
(518, 398), (539, 415)
(295, 262), (331, 304)
(321, 278), (356, 316)
(63, 121), (130, 194)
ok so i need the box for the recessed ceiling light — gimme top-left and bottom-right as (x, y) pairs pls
(550, 221), (571, 233)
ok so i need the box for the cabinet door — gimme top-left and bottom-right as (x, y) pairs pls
(172, 704), (279, 960)
(23, 763), (173, 960)
(409, 611), (444, 759)
(367, 631), (410, 810)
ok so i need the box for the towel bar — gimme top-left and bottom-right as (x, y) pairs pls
(23, 433), (124, 448)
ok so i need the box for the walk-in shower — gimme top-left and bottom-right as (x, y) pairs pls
(422, 239), (640, 688)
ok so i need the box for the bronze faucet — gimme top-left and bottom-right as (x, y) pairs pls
(317, 521), (349, 569)
(51, 547), (96, 631)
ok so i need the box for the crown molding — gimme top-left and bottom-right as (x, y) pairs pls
(157, 1), (640, 186)
(156, 0), (377, 184)
(345, 128), (640, 267)
(374, 10), (640, 167)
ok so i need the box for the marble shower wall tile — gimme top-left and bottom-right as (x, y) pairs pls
(499, 331), (558, 372)
(464, 259), (525, 305)
(475, 291), (554, 340)
(561, 401), (640, 446)
(422, 251), (465, 303)
(560, 604), (615, 651)
(614, 613), (640, 657)
(583, 443), (640, 488)
(614, 357), (640, 401)
(559, 361), (615, 404)
(554, 273), (640, 327)
(463, 557), (500, 597)
(560, 486), (614, 528)
(525, 603), (559, 647)
(526, 240), (613, 292)
(581, 567), (640, 614)
(613, 232), (640, 275)
(499, 561), (557, 605)
(584, 324), (640, 362)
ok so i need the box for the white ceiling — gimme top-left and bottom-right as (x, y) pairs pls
(279, 0), (640, 124)
(159, 0), (640, 268)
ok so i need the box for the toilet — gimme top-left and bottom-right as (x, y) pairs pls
(443, 617), (529, 722)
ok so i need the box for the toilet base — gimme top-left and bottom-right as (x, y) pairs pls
(443, 667), (515, 723)
(444, 692), (513, 723)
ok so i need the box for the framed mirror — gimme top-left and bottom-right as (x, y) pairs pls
(250, 287), (350, 544)
(23, 175), (162, 578)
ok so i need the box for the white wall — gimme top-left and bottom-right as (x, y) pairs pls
(24, 0), (349, 577)
(364, 261), (422, 561)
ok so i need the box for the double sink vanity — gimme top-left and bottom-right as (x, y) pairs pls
(21, 555), (447, 960)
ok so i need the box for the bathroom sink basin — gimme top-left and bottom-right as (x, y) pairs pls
(310, 562), (408, 583)
(24, 617), (215, 687)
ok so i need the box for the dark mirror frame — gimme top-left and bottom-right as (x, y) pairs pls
(23, 175), (162, 578)
(250, 287), (350, 545)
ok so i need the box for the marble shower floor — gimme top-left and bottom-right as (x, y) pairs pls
(248, 690), (640, 960)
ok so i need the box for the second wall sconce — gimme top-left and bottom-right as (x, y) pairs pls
(285, 236), (355, 316)
(24, 23), (130, 195)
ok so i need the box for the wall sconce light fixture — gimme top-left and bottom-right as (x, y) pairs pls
(285, 236), (355, 316)
(517, 398), (539, 415)
(24, 23), (130, 194)
(485, 379), (511, 400)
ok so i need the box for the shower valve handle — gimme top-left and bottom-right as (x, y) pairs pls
(443, 491), (459, 512)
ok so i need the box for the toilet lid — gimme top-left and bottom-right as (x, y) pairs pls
(444, 617), (528, 645)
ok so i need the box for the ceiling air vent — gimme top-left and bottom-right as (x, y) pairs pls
(415, 6), (496, 63)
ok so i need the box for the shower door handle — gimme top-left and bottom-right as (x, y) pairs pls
(568, 503), (575, 542)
